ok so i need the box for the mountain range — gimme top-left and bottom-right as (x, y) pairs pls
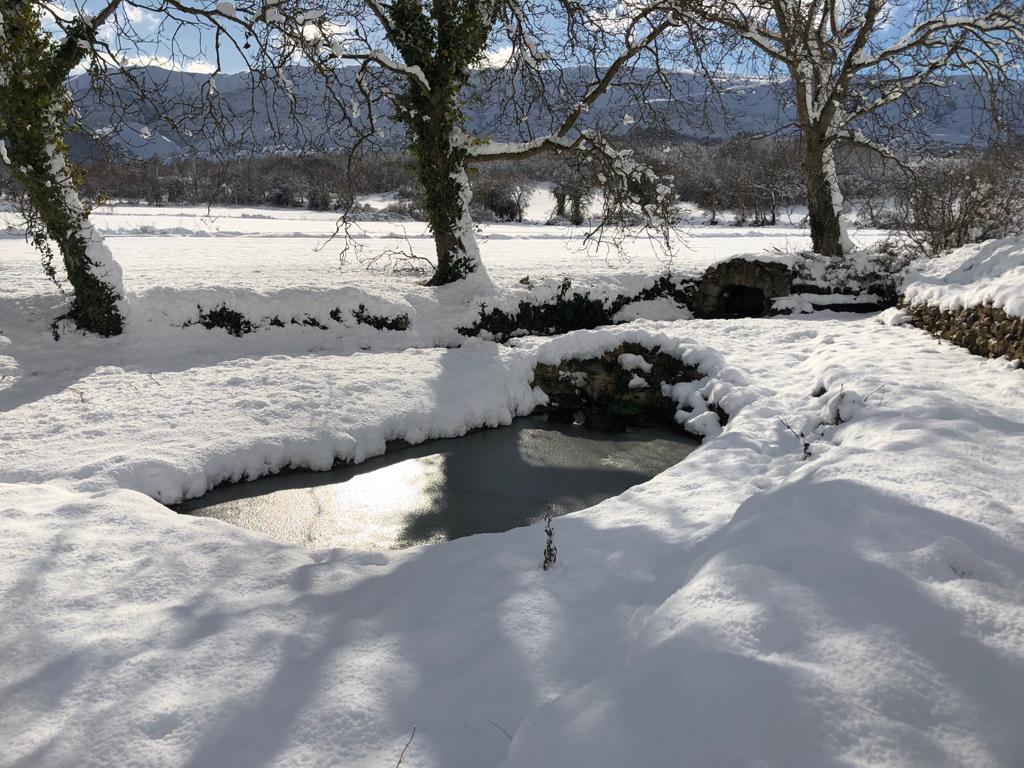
(67, 65), (1016, 162)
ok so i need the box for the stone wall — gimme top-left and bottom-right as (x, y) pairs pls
(531, 342), (707, 431)
(690, 255), (899, 318)
(691, 259), (794, 318)
(904, 301), (1024, 363)
(466, 259), (804, 341)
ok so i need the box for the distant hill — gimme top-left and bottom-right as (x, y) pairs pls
(67, 65), (1017, 161)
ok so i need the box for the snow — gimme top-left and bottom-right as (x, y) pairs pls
(0, 340), (545, 502)
(611, 296), (692, 322)
(618, 352), (653, 373)
(449, 157), (490, 283)
(0, 205), (887, 303)
(627, 373), (649, 388)
(42, 129), (124, 296)
(1, 209), (1022, 767)
(355, 191), (399, 210)
(903, 236), (1024, 318)
(360, 49), (430, 90)
(774, 292), (885, 314)
(44, 128), (125, 299)
(879, 306), (911, 326)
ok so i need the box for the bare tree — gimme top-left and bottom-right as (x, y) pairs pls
(685, 0), (1024, 259)
(472, 161), (534, 221)
(270, 0), (683, 285)
(893, 143), (1024, 258)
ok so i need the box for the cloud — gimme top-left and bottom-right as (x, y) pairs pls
(302, 19), (350, 42)
(122, 6), (161, 33)
(81, 51), (219, 74)
(40, 1), (75, 23)
(474, 44), (513, 70)
(122, 54), (218, 73)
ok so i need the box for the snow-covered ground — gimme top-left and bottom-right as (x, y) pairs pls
(0, 204), (886, 347)
(1, 204), (886, 298)
(1, 211), (1022, 768)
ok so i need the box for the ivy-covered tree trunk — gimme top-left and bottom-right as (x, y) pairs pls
(0, 2), (125, 336)
(386, 0), (496, 287)
(6, 113), (125, 335)
(407, 93), (486, 286)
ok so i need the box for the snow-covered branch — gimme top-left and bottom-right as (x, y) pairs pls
(852, 7), (1024, 70)
(469, 13), (674, 162)
(505, 0), (550, 68)
(467, 133), (586, 161)
(340, 49), (430, 91)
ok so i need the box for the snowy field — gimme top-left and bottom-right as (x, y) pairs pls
(2, 208), (1023, 768)
(1, 204), (884, 297)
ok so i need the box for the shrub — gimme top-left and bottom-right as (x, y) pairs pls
(891, 145), (1024, 258)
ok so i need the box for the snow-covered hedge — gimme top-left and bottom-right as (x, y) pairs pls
(463, 275), (694, 341)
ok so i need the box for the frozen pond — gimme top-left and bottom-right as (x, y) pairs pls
(177, 415), (698, 550)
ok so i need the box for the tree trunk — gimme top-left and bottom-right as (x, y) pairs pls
(569, 195), (585, 226)
(0, 5), (125, 336)
(408, 97), (487, 287)
(554, 191), (567, 218)
(6, 112), (124, 336)
(802, 131), (851, 259)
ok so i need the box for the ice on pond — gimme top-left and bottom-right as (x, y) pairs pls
(177, 415), (698, 550)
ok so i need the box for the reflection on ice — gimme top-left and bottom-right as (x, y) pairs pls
(177, 415), (697, 550)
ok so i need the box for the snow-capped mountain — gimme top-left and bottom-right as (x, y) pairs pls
(68, 65), (1016, 161)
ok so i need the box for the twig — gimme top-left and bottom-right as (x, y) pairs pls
(542, 511), (558, 570)
(778, 416), (813, 459)
(865, 383), (886, 406)
(487, 719), (514, 741)
(395, 726), (416, 767)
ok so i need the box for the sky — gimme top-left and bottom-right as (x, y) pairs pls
(50, 0), (1007, 82)
(52, 0), (242, 73)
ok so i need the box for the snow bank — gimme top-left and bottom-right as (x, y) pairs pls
(0, 342), (538, 503)
(0, 326), (741, 505)
(505, 318), (1024, 768)
(3, 315), (1024, 767)
(774, 292), (888, 314)
(124, 286), (412, 333)
(903, 237), (1024, 318)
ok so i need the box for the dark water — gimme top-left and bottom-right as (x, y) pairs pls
(177, 415), (698, 550)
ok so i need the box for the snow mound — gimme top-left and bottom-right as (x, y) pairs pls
(125, 286), (412, 333)
(504, 321), (1024, 768)
(878, 307), (911, 326)
(612, 297), (693, 323)
(0, 326), (738, 506)
(903, 237), (1024, 318)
